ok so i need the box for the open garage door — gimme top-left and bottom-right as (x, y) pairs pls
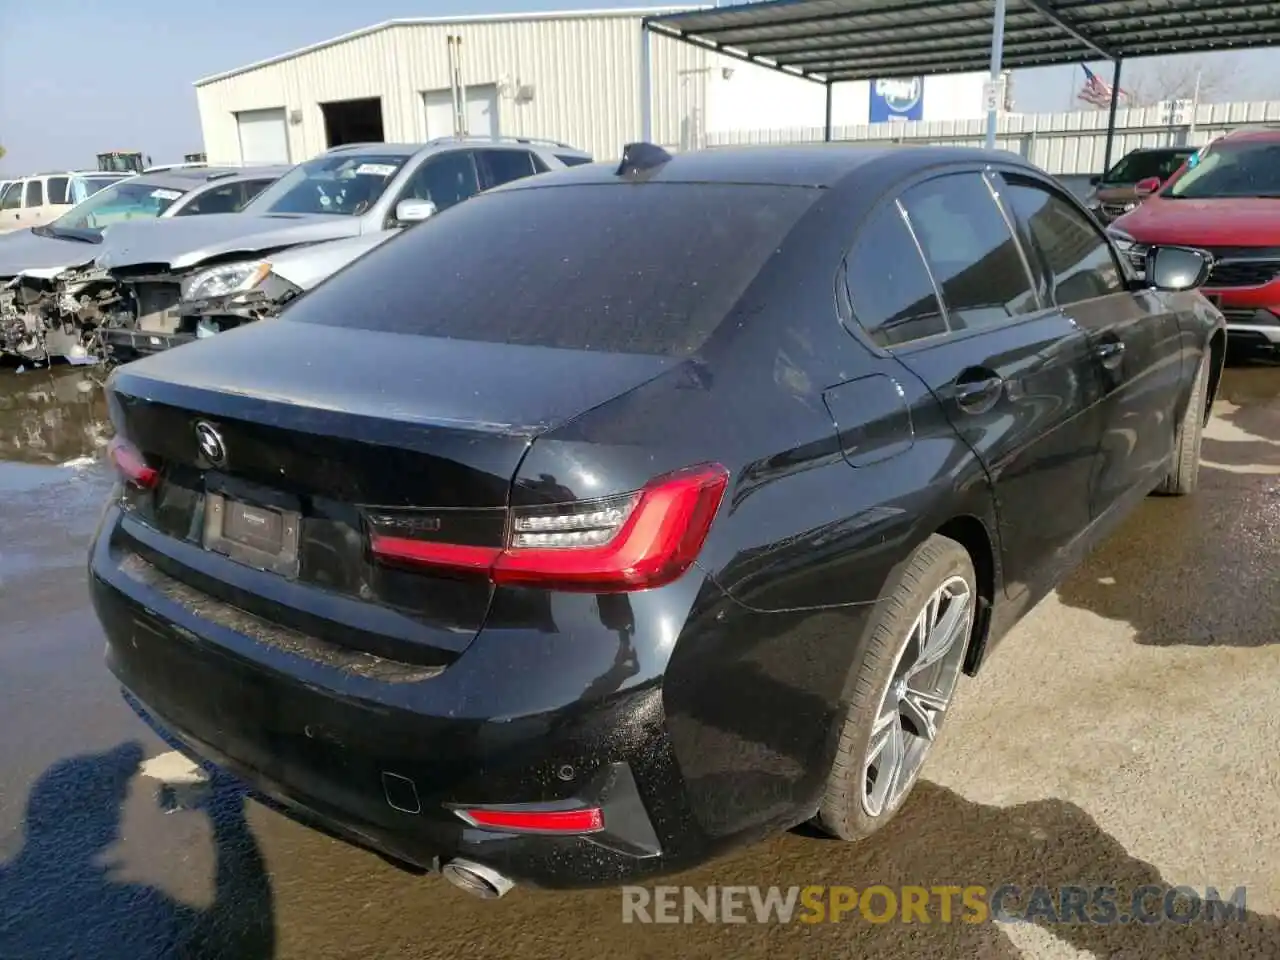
(422, 84), (498, 139)
(236, 108), (290, 164)
(321, 97), (385, 148)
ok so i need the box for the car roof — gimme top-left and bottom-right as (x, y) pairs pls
(1218, 125), (1280, 144)
(322, 142), (431, 157)
(499, 142), (1031, 190)
(207, 164), (292, 180)
(321, 139), (591, 160)
(20, 170), (130, 179)
(131, 166), (290, 190)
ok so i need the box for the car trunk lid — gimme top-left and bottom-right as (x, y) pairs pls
(105, 319), (674, 663)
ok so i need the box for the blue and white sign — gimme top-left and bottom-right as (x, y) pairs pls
(870, 77), (924, 123)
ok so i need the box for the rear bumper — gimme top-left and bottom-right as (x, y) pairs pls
(89, 504), (726, 888)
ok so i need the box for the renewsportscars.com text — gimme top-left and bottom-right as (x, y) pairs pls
(621, 884), (1248, 925)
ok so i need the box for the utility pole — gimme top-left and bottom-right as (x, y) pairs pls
(1188, 68), (1202, 141)
(985, 0), (1007, 150)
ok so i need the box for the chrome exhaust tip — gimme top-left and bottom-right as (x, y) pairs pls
(441, 858), (516, 899)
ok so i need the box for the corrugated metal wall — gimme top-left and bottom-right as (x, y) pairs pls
(195, 16), (1280, 176)
(195, 14), (708, 164)
(706, 100), (1280, 175)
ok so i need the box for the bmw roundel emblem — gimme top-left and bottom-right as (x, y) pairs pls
(195, 421), (227, 466)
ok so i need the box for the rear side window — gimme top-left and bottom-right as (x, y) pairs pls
(175, 182), (244, 216)
(900, 172), (1039, 332)
(46, 177), (69, 205)
(1000, 176), (1124, 306)
(24, 180), (44, 208)
(291, 182), (818, 357)
(556, 154), (592, 167)
(478, 149), (537, 188)
(846, 202), (946, 348)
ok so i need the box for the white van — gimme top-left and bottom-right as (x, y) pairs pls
(0, 172), (131, 234)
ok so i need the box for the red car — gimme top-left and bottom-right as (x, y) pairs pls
(1110, 126), (1280, 353)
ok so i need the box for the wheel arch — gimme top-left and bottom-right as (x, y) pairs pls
(1206, 329), (1226, 426)
(934, 514), (997, 676)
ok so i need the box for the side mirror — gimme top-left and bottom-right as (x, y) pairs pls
(1146, 245), (1213, 292)
(1089, 175), (1101, 186)
(394, 198), (437, 225)
(1134, 177), (1161, 197)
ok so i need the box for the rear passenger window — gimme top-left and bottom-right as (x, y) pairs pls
(846, 202), (946, 348)
(901, 172), (1039, 333)
(46, 177), (69, 205)
(1000, 177), (1124, 306)
(479, 149), (538, 188)
(24, 180), (44, 208)
(176, 183), (242, 216)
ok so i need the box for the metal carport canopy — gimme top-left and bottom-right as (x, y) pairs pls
(641, 0), (1280, 171)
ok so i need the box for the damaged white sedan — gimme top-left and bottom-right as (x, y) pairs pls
(91, 138), (593, 361)
(0, 165), (287, 362)
(143, 231), (400, 357)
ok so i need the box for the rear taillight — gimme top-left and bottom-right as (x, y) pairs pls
(368, 463), (729, 592)
(107, 437), (158, 489)
(456, 806), (605, 834)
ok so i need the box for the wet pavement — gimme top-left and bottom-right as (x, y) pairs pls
(1, 359), (1279, 959)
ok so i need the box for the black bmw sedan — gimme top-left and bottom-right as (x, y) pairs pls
(89, 142), (1225, 895)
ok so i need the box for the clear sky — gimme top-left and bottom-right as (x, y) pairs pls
(2, 0), (1278, 175)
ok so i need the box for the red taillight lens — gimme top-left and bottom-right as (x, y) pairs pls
(495, 464), (729, 590)
(368, 462), (729, 592)
(457, 806), (605, 834)
(107, 436), (158, 489)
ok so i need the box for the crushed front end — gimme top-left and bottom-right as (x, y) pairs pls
(95, 260), (302, 363)
(1, 267), (124, 363)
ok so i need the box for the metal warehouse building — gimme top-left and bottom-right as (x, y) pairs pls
(194, 8), (708, 165)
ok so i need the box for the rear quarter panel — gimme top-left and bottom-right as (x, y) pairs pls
(1170, 290), (1225, 421)
(517, 190), (1000, 840)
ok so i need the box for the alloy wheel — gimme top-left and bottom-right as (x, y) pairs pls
(861, 575), (972, 818)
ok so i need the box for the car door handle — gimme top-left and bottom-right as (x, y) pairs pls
(1094, 340), (1125, 370)
(952, 370), (1005, 415)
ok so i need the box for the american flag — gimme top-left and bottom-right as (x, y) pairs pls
(1077, 64), (1127, 108)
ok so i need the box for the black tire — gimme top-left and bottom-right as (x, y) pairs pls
(1155, 348), (1210, 496)
(816, 534), (976, 841)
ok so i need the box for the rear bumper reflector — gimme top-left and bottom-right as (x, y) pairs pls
(457, 806), (606, 835)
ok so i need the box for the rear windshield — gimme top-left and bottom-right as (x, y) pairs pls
(289, 182), (818, 356)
